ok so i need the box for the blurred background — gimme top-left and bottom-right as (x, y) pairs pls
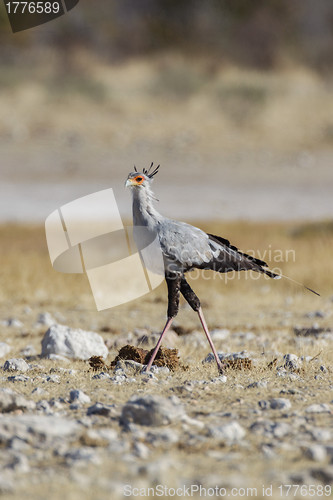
(0, 0), (333, 221)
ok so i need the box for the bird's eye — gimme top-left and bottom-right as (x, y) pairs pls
(135, 176), (144, 183)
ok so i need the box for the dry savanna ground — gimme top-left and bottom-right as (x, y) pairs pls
(0, 221), (332, 500)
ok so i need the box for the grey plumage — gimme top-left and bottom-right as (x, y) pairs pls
(125, 165), (289, 374)
(126, 168), (279, 279)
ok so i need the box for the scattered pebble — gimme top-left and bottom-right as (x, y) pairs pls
(208, 421), (246, 443)
(303, 444), (327, 462)
(283, 353), (300, 371)
(34, 312), (56, 327)
(69, 389), (91, 405)
(1, 318), (23, 328)
(0, 343), (11, 358)
(121, 394), (185, 427)
(259, 398), (291, 411)
(250, 420), (291, 438)
(3, 358), (30, 373)
(305, 403), (332, 414)
(87, 402), (115, 417)
(0, 388), (36, 413)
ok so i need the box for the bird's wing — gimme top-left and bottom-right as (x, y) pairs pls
(157, 219), (279, 278)
(206, 233), (279, 277)
(158, 219), (214, 269)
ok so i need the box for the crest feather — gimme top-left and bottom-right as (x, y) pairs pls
(142, 162), (160, 178)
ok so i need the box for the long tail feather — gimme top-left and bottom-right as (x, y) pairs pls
(272, 272), (320, 296)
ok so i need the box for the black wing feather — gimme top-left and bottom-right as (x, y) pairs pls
(206, 233), (279, 278)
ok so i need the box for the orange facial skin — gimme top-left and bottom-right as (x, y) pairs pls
(133, 176), (144, 185)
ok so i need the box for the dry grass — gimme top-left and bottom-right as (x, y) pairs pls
(0, 221), (332, 500)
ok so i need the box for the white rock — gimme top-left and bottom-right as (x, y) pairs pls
(0, 343), (11, 358)
(69, 389), (91, 405)
(92, 372), (111, 380)
(283, 353), (300, 371)
(305, 403), (332, 414)
(35, 312), (56, 327)
(304, 445), (327, 462)
(259, 398), (291, 410)
(0, 415), (80, 441)
(145, 428), (179, 446)
(3, 358), (30, 373)
(0, 388), (35, 413)
(208, 421), (246, 443)
(41, 324), (108, 360)
(210, 329), (230, 341)
(121, 394), (185, 427)
(311, 428), (331, 442)
(65, 447), (101, 466)
(20, 345), (37, 357)
(87, 402), (115, 417)
(250, 420), (291, 438)
(7, 375), (30, 382)
(1, 318), (23, 328)
(133, 441), (150, 459)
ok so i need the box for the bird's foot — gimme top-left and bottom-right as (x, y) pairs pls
(217, 362), (228, 375)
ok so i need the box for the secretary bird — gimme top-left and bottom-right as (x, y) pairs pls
(125, 163), (319, 374)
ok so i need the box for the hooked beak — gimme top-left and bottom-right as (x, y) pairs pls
(125, 178), (134, 188)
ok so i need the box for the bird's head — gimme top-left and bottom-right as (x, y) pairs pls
(125, 163), (159, 189)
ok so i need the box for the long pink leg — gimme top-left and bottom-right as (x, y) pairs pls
(197, 307), (225, 374)
(145, 317), (174, 372)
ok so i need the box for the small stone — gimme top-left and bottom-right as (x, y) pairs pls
(210, 375), (227, 384)
(45, 375), (60, 384)
(311, 428), (331, 442)
(5, 453), (30, 473)
(7, 375), (30, 383)
(2, 318), (23, 328)
(250, 420), (291, 438)
(69, 389), (91, 405)
(0, 475), (14, 494)
(210, 329), (230, 341)
(20, 345), (37, 357)
(41, 324), (108, 360)
(259, 398), (291, 411)
(283, 354), (300, 371)
(31, 387), (47, 396)
(92, 372), (111, 380)
(0, 388), (35, 413)
(247, 380), (267, 389)
(115, 359), (144, 374)
(208, 421), (246, 443)
(0, 343), (11, 358)
(133, 441), (150, 458)
(269, 398), (292, 410)
(35, 312), (56, 327)
(121, 394), (185, 427)
(87, 402), (115, 417)
(65, 447), (101, 466)
(304, 445), (327, 462)
(0, 414), (80, 441)
(311, 466), (333, 483)
(3, 358), (30, 373)
(145, 428), (179, 446)
(305, 403), (332, 414)
(305, 311), (325, 318)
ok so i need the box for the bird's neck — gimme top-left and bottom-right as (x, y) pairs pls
(132, 185), (162, 227)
